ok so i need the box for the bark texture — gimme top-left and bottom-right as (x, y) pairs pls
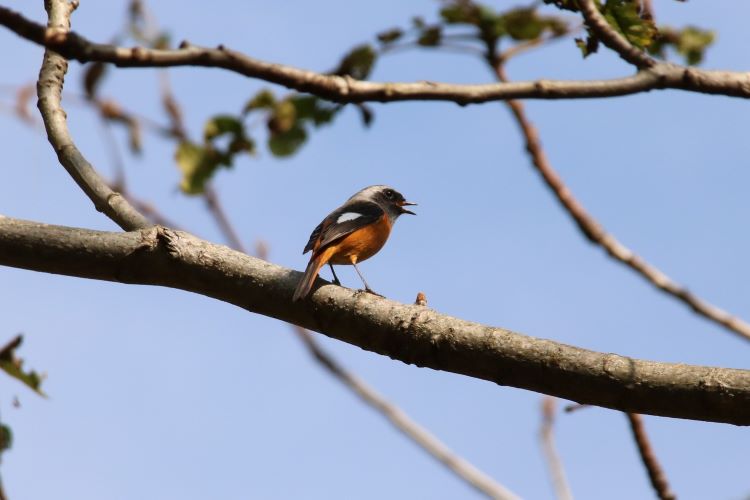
(1, 215), (748, 425)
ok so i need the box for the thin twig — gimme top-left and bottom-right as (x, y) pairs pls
(203, 185), (247, 252)
(563, 403), (590, 414)
(492, 63), (750, 342)
(293, 325), (520, 500)
(626, 413), (676, 500)
(381, 41), (485, 56)
(14, 82), (36, 125)
(158, 71), (187, 140)
(2, 5), (750, 102)
(540, 397), (574, 500)
(497, 25), (582, 64)
(122, 192), (179, 227)
(146, 42), (240, 249)
(577, 0), (655, 68)
(35, 0), (149, 230)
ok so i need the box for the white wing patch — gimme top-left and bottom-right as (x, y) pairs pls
(337, 212), (363, 223)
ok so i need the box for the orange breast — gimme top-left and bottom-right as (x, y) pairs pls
(325, 215), (392, 265)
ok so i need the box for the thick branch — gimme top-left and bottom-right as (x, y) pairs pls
(2, 5), (750, 103)
(577, 0), (655, 69)
(35, 0), (149, 230)
(0, 215), (749, 425)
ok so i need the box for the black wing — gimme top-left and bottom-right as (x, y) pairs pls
(302, 200), (384, 255)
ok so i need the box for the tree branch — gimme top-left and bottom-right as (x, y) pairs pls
(0, 215), (749, 425)
(2, 5), (750, 103)
(540, 397), (573, 500)
(35, 0), (149, 231)
(293, 326), (518, 500)
(493, 64), (750, 343)
(577, 0), (656, 69)
(626, 413), (676, 500)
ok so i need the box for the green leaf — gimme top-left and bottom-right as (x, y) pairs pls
(203, 115), (255, 158)
(228, 136), (255, 154)
(440, 4), (475, 24)
(204, 115), (243, 141)
(576, 32), (599, 57)
(675, 27), (714, 65)
(334, 44), (377, 80)
(649, 26), (714, 65)
(418, 26), (442, 47)
(503, 8), (546, 41)
(0, 336), (45, 397)
(541, 0), (580, 12)
(243, 89), (277, 115)
(178, 113), (255, 192)
(127, 120), (142, 155)
(573, 0), (656, 58)
(0, 424), (12, 455)
(502, 8), (570, 40)
(175, 141), (224, 194)
(268, 126), (307, 157)
(377, 28), (403, 44)
(412, 16), (426, 29)
(291, 96), (338, 126)
(439, 3), (505, 43)
(267, 100), (297, 135)
(602, 0), (657, 50)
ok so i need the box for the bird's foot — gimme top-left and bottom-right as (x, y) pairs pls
(363, 287), (384, 298)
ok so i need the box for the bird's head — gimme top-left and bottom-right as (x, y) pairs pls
(352, 185), (417, 219)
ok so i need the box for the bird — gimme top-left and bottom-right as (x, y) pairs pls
(292, 185), (416, 301)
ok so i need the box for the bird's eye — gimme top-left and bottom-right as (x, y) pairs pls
(384, 189), (395, 199)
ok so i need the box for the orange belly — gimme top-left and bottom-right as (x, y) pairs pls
(325, 215), (392, 265)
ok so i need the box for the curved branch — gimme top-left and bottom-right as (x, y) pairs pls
(493, 64), (750, 342)
(2, 5), (750, 103)
(35, 0), (149, 231)
(0, 215), (749, 425)
(577, 0), (656, 69)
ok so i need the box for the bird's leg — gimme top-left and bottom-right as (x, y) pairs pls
(352, 263), (383, 297)
(328, 263), (341, 286)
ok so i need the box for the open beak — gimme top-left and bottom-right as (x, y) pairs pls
(399, 201), (417, 215)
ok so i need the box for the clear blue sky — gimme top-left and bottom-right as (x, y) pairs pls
(1, 1), (749, 499)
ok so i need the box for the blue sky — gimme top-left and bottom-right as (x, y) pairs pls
(1, 1), (749, 499)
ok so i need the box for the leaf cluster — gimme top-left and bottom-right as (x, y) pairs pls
(377, 3), (571, 52)
(175, 43), (378, 193)
(539, 0), (714, 65)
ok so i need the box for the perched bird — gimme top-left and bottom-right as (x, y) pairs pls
(292, 185), (416, 301)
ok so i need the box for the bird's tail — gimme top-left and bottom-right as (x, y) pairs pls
(293, 253), (328, 301)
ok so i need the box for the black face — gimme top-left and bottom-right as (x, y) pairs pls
(379, 188), (416, 215)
